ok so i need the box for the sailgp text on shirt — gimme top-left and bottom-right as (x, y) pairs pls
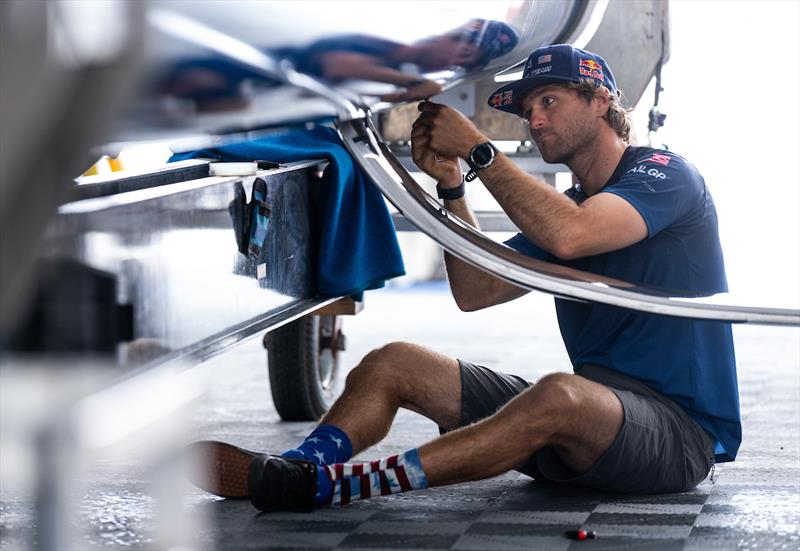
(626, 164), (668, 180)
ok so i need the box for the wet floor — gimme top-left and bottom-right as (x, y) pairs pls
(1, 283), (798, 550)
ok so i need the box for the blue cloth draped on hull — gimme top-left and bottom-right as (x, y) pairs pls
(170, 126), (405, 298)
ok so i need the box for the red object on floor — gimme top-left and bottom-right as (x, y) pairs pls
(565, 529), (597, 541)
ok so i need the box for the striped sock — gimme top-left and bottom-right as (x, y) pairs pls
(316, 448), (429, 507)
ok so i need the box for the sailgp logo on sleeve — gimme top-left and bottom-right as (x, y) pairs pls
(628, 152), (672, 186)
(627, 164), (668, 182)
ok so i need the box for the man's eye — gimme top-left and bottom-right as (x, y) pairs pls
(542, 96), (555, 106)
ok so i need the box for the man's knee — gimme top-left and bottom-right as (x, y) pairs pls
(345, 341), (420, 389)
(515, 372), (584, 429)
(520, 372), (623, 451)
(533, 372), (583, 406)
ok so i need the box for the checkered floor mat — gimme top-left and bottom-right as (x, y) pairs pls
(1, 314), (796, 550)
(196, 475), (719, 550)
(187, 327), (800, 550)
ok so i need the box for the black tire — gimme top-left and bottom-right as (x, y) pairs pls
(264, 315), (344, 421)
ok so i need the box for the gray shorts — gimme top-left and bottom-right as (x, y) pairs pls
(449, 360), (714, 494)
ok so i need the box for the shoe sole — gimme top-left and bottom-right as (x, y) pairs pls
(186, 440), (258, 499)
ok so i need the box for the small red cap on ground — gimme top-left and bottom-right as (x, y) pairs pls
(565, 529), (597, 541)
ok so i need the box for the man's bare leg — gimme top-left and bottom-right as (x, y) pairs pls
(309, 364), (623, 509)
(187, 341), (459, 501)
(319, 341), (464, 455)
(190, 344), (623, 508)
(419, 372), (623, 486)
(319, 343), (622, 484)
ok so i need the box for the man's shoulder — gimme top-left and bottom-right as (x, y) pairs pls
(612, 146), (702, 191)
(625, 146), (693, 170)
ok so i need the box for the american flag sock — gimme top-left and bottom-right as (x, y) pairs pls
(280, 424), (353, 466)
(316, 448), (429, 507)
(280, 424), (353, 505)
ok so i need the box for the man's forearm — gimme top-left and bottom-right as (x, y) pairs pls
(441, 195), (527, 311)
(477, 155), (581, 259)
(441, 196), (485, 303)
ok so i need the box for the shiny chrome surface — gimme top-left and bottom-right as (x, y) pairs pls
(339, 117), (800, 326)
(109, 0), (603, 145)
(36, 161), (330, 364)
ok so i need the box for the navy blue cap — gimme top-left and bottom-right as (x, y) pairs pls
(488, 44), (617, 114)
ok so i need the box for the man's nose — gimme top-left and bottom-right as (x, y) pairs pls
(529, 110), (546, 129)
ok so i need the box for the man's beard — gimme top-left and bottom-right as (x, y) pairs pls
(538, 137), (572, 164)
(532, 117), (597, 166)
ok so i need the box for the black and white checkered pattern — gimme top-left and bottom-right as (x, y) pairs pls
(1, 294), (796, 550)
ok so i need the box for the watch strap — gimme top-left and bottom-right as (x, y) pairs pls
(436, 178), (465, 200)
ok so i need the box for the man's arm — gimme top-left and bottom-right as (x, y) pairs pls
(413, 102), (647, 260)
(410, 117), (529, 311)
(474, 155), (647, 260)
(440, 195), (530, 311)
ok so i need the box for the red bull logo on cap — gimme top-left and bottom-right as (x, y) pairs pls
(578, 58), (605, 82)
(579, 59), (602, 71)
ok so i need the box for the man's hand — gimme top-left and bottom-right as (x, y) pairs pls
(410, 130), (461, 186)
(409, 102), (530, 310)
(411, 101), (488, 160)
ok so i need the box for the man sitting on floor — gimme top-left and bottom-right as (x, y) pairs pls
(187, 44), (740, 511)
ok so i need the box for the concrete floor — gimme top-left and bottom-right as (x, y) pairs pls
(1, 283), (798, 550)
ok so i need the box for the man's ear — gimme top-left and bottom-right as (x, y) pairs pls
(593, 89), (611, 117)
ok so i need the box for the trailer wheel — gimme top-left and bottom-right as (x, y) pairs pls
(264, 315), (345, 421)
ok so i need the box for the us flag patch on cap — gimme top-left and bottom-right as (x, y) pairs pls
(538, 54), (552, 64)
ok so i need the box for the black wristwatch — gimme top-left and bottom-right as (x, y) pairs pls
(465, 141), (498, 182)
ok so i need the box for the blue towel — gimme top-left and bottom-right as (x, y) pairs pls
(170, 126), (405, 298)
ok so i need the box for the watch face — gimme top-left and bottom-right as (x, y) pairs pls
(471, 143), (495, 167)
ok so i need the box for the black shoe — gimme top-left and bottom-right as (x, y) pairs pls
(186, 441), (318, 512)
(248, 453), (318, 512)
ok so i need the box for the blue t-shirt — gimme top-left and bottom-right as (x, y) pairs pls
(505, 146), (741, 462)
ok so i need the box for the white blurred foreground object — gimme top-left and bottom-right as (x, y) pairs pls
(0, 358), (208, 551)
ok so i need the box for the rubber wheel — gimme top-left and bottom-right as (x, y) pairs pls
(264, 315), (343, 421)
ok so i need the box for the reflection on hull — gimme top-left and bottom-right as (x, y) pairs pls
(110, 0), (600, 145)
(7, 161), (327, 364)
